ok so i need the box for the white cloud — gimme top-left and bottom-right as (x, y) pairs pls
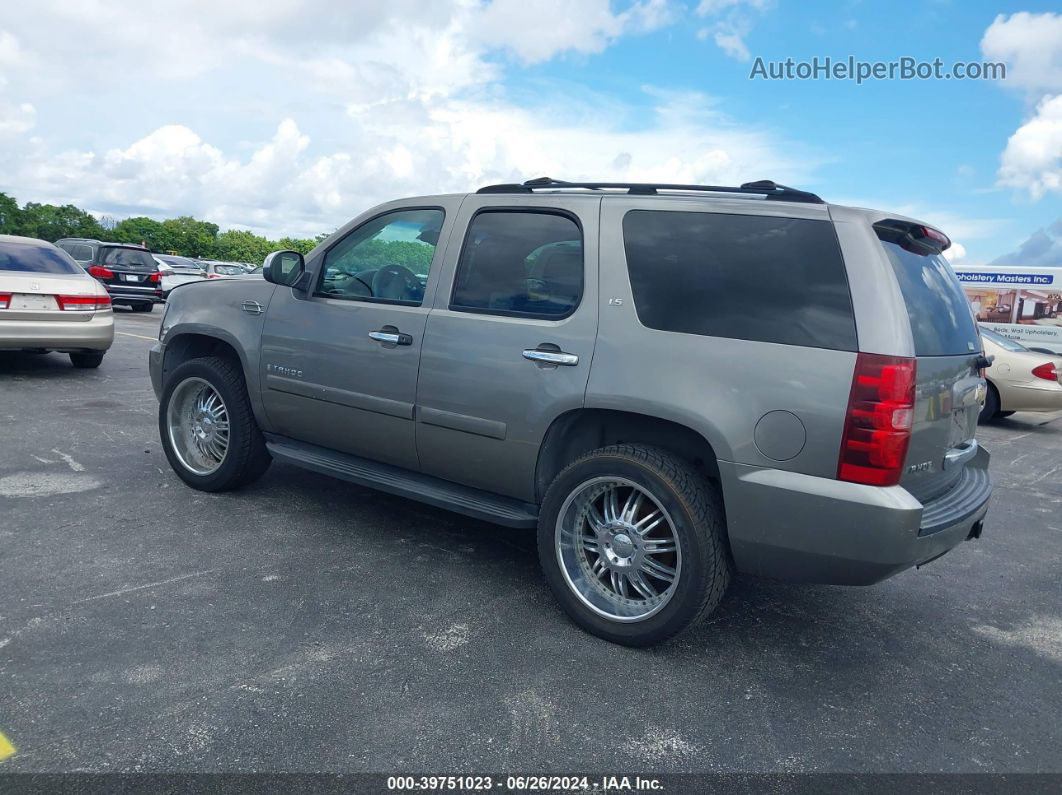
(0, 1), (821, 238)
(695, 0), (771, 62)
(1, 90), (818, 237)
(942, 242), (966, 263)
(0, 101), (34, 136)
(469, 0), (672, 64)
(981, 12), (1062, 96)
(997, 94), (1062, 200)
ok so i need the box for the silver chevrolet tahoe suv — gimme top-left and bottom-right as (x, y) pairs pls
(149, 178), (992, 646)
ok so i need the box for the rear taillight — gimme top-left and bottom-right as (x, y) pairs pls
(207, 273), (221, 279)
(147, 271), (161, 283)
(1032, 362), (1058, 382)
(838, 353), (917, 487)
(0, 292), (10, 309)
(56, 294), (112, 311)
(87, 265), (115, 278)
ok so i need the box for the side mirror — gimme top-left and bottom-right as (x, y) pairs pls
(263, 250), (305, 287)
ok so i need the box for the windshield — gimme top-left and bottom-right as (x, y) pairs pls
(980, 325), (1029, 352)
(0, 242), (83, 274)
(878, 239), (981, 356)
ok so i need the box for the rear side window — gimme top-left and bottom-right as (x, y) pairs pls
(451, 211), (583, 319)
(623, 210), (857, 350)
(59, 242), (93, 262)
(877, 240), (981, 356)
(100, 247), (156, 270)
(0, 242), (83, 274)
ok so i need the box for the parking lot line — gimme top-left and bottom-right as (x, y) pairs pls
(116, 331), (158, 342)
(0, 731), (15, 762)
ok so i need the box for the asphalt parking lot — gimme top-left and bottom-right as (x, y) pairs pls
(1, 310), (1061, 774)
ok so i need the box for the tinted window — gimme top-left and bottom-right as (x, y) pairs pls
(157, 255), (200, 271)
(100, 247), (156, 270)
(317, 209), (444, 305)
(878, 241), (981, 356)
(59, 242), (93, 262)
(451, 211), (582, 318)
(0, 242), (83, 274)
(623, 210), (857, 350)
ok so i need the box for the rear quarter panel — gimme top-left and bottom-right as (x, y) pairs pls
(591, 197), (857, 479)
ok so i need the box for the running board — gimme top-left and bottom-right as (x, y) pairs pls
(264, 436), (539, 529)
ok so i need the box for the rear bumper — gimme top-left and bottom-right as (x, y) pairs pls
(0, 312), (115, 352)
(719, 446), (991, 585)
(106, 284), (162, 304)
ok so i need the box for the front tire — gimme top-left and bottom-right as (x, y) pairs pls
(159, 356), (271, 491)
(538, 444), (731, 647)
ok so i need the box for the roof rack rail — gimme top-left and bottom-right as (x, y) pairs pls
(476, 177), (824, 204)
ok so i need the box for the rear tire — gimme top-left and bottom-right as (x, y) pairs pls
(70, 352), (104, 369)
(159, 356), (271, 491)
(978, 383), (1001, 423)
(537, 444), (731, 647)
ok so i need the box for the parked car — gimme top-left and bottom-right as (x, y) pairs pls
(150, 178), (992, 646)
(978, 325), (1062, 422)
(56, 238), (162, 311)
(0, 235), (113, 367)
(153, 255), (206, 298)
(196, 260), (256, 280)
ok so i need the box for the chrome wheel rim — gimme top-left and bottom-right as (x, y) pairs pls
(555, 477), (681, 622)
(166, 377), (230, 476)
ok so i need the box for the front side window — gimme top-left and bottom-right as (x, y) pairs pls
(451, 211), (583, 318)
(623, 210), (857, 350)
(317, 209), (444, 305)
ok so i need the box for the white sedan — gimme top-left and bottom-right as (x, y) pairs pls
(979, 325), (1062, 422)
(0, 235), (114, 368)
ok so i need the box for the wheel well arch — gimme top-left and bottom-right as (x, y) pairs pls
(534, 409), (721, 501)
(162, 332), (243, 386)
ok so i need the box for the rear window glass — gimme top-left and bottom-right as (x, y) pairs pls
(214, 265), (244, 275)
(100, 247), (156, 269)
(878, 240), (981, 356)
(0, 242), (83, 274)
(622, 210), (857, 350)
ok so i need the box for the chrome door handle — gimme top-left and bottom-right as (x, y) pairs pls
(522, 349), (579, 366)
(369, 330), (413, 346)
(241, 300), (263, 315)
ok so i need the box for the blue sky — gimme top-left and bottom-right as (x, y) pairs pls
(0, 1), (1060, 263)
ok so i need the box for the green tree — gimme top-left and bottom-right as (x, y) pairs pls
(16, 202), (104, 242)
(0, 192), (21, 234)
(213, 229), (274, 263)
(276, 236), (318, 256)
(113, 216), (165, 250)
(158, 216), (219, 258)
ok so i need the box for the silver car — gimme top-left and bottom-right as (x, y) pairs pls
(0, 235), (114, 367)
(150, 178), (992, 646)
